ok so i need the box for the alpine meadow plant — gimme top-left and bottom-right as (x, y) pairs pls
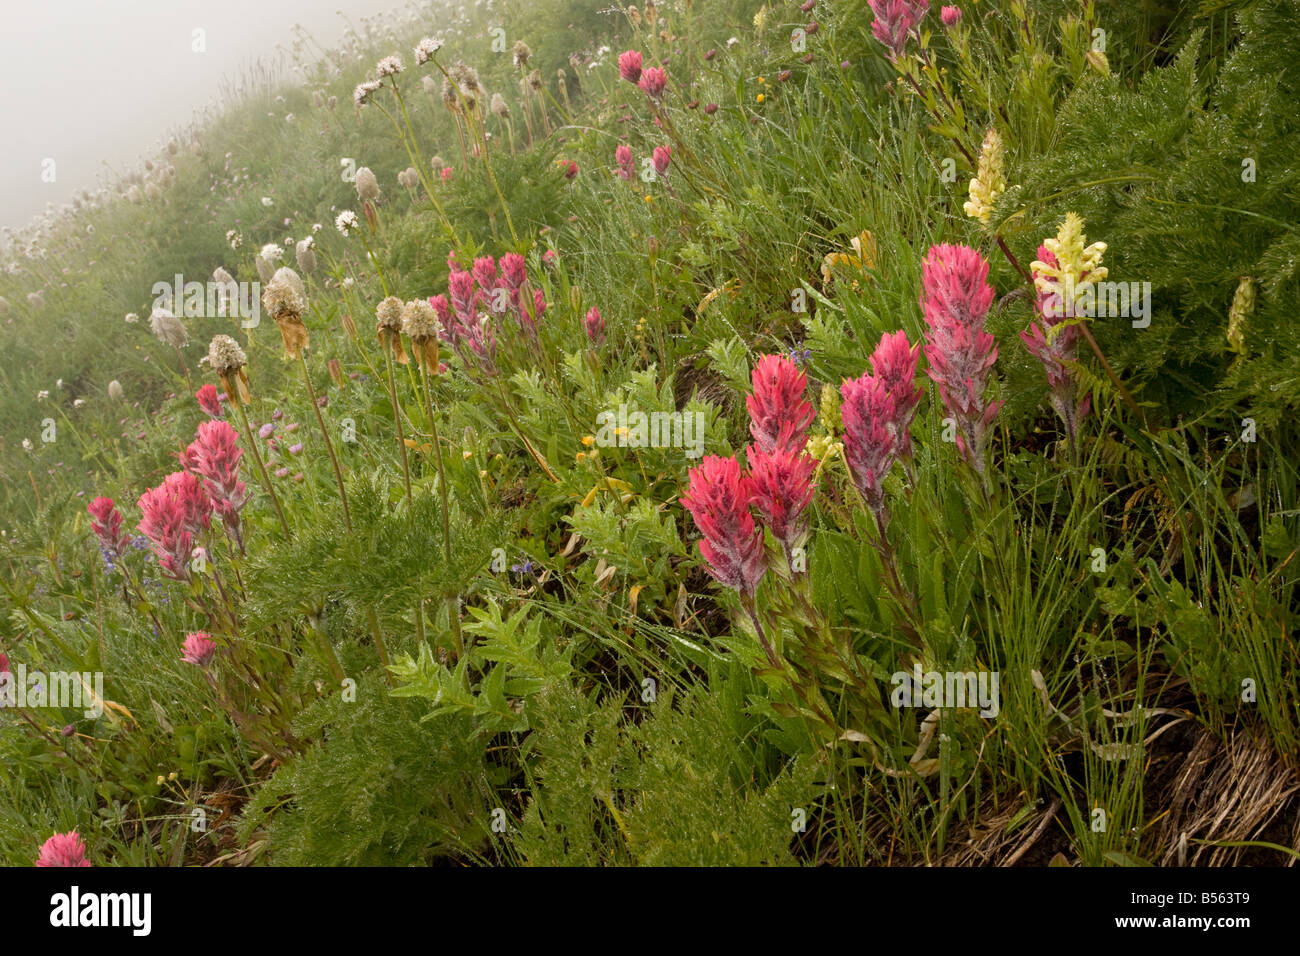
(919, 243), (1001, 478)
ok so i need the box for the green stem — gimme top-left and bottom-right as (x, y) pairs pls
(235, 402), (292, 539)
(299, 354), (352, 532)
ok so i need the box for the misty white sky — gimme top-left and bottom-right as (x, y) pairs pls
(0, 0), (404, 232)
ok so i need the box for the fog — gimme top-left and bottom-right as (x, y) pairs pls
(0, 0), (406, 232)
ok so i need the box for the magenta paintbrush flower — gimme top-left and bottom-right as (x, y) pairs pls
(472, 256), (499, 310)
(87, 496), (129, 556)
(747, 353), (815, 453)
(940, 4), (962, 26)
(181, 631), (218, 667)
(499, 252), (527, 290)
(869, 0), (929, 60)
(35, 831), (91, 867)
(840, 371), (899, 515)
(138, 471), (212, 579)
(585, 307), (605, 345)
(618, 50), (643, 84)
(652, 145), (671, 177)
(186, 419), (247, 545)
(868, 329), (924, 458)
(747, 441), (817, 566)
(615, 144), (634, 180)
(680, 455), (767, 597)
(429, 294), (453, 342)
(919, 243), (1002, 474)
(195, 384), (223, 418)
(638, 66), (667, 100)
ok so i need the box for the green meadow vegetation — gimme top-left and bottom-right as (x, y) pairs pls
(2, 0), (1298, 867)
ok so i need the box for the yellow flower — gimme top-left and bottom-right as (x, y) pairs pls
(821, 229), (877, 288)
(1227, 275), (1255, 354)
(576, 451), (587, 463)
(963, 128), (1007, 226)
(1031, 213), (1108, 320)
(581, 435), (595, 446)
(644, 195), (653, 203)
(462, 450), (474, 460)
(756, 93), (765, 103)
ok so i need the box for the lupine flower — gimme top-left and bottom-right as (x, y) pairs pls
(638, 67), (667, 99)
(868, 0), (929, 60)
(920, 243), (1001, 474)
(615, 144), (634, 180)
(652, 145), (671, 177)
(196, 384), (223, 418)
(35, 832), (91, 868)
(680, 455), (767, 597)
(839, 372), (899, 515)
(941, 5), (962, 26)
(963, 128), (1007, 226)
(585, 307), (605, 345)
(87, 497), (129, 556)
(746, 441), (817, 564)
(187, 420), (247, 542)
(747, 353), (815, 453)
(868, 330), (924, 458)
(138, 471), (212, 579)
(181, 632), (218, 667)
(619, 50), (643, 84)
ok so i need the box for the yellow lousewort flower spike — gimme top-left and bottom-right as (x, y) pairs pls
(1031, 212), (1108, 323)
(1227, 276), (1255, 355)
(963, 128), (1007, 226)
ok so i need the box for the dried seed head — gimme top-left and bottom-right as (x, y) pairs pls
(207, 334), (247, 374)
(295, 238), (316, 273)
(401, 299), (440, 341)
(150, 307), (188, 347)
(208, 334), (252, 406)
(354, 166), (381, 202)
(512, 40), (531, 69)
(491, 93), (509, 118)
(376, 295), (405, 331)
